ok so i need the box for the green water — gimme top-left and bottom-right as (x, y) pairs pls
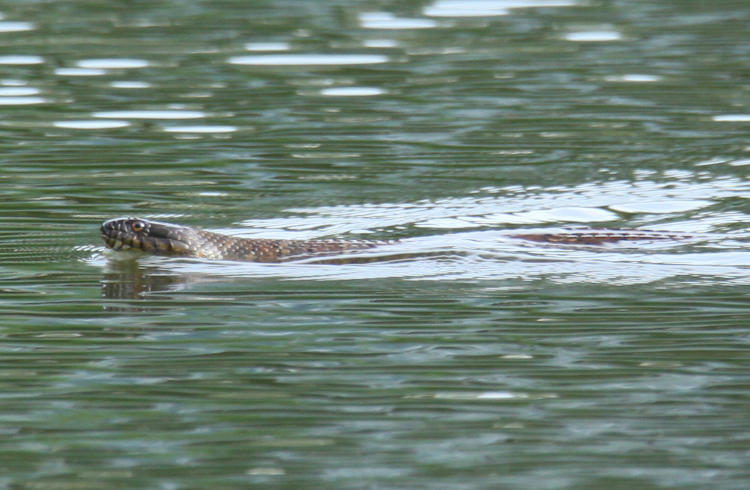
(1, 0), (750, 488)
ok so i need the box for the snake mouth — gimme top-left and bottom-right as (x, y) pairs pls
(102, 235), (132, 251)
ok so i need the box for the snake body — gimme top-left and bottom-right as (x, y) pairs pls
(101, 217), (691, 263)
(101, 217), (385, 262)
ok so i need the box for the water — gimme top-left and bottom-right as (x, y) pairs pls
(1, 0), (750, 487)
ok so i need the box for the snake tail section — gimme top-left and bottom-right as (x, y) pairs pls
(510, 230), (692, 245)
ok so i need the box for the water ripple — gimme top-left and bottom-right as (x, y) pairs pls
(0, 55), (43, 64)
(0, 96), (45, 105)
(320, 87), (385, 97)
(92, 110), (206, 119)
(228, 54), (389, 66)
(359, 12), (438, 30)
(53, 120), (131, 129)
(77, 58), (150, 69)
(162, 125), (237, 133)
(713, 114), (750, 122)
(0, 21), (34, 32)
(55, 67), (106, 76)
(564, 30), (623, 42)
(424, 0), (577, 17)
(244, 42), (290, 52)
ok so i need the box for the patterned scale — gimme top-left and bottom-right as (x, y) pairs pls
(510, 230), (692, 245)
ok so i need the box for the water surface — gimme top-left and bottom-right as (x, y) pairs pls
(1, 0), (750, 488)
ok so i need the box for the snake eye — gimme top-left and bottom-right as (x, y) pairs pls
(131, 221), (146, 233)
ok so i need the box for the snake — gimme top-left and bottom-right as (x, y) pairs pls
(101, 217), (692, 263)
(101, 217), (387, 262)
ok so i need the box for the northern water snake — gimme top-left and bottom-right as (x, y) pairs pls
(101, 217), (694, 263)
(101, 217), (388, 262)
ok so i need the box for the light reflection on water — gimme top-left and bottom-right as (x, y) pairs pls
(76, 58), (150, 69)
(244, 42), (291, 52)
(359, 12), (439, 30)
(54, 120), (131, 129)
(424, 0), (578, 17)
(319, 87), (385, 97)
(227, 53), (390, 66)
(89, 174), (750, 286)
(713, 114), (750, 122)
(0, 20), (34, 32)
(162, 125), (237, 133)
(0, 55), (44, 64)
(0, 96), (45, 105)
(90, 219), (750, 288)
(564, 30), (623, 42)
(92, 110), (207, 119)
(54, 67), (107, 76)
(268, 175), (742, 234)
(87, 170), (750, 285)
(92, 236), (750, 286)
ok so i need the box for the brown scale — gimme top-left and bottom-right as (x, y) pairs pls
(510, 230), (692, 245)
(193, 230), (380, 262)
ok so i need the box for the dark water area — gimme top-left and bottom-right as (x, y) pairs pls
(1, 0), (750, 488)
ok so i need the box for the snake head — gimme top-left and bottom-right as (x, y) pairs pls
(101, 217), (194, 256)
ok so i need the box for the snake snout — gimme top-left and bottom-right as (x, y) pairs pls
(100, 217), (139, 251)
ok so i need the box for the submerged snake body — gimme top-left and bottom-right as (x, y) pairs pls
(101, 217), (692, 263)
